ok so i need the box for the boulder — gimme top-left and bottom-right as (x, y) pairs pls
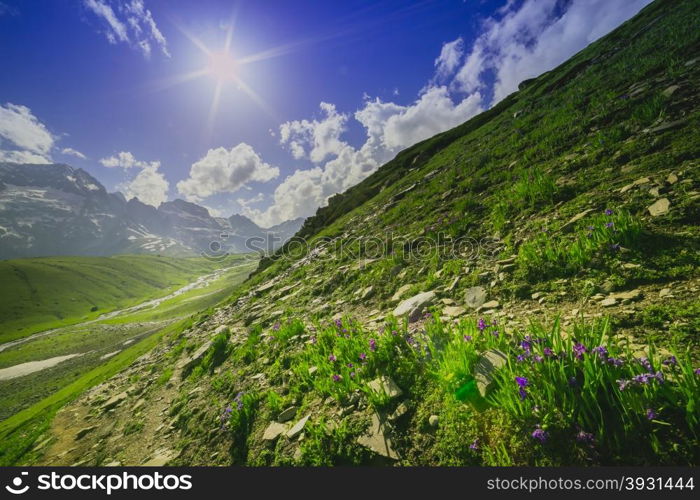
(393, 291), (435, 318)
(464, 286), (487, 310)
(286, 415), (310, 439)
(367, 376), (403, 400)
(262, 422), (287, 441)
(357, 413), (399, 460)
(474, 349), (508, 397)
(647, 198), (670, 217)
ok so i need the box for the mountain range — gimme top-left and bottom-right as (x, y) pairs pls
(0, 162), (304, 259)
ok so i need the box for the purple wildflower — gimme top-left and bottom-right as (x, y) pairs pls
(573, 342), (587, 360)
(605, 222), (614, 228)
(592, 345), (608, 360)
(469, 439), (479, 451)
(576, 431), (595, 444)
(543, 347), (554, 357)
(519, 387), (528, 401)
(463, 335), (472, 342)
(646, 408), (657, 420)
(654, 370), (664, 384)
(662, 356), (677, 367)
(605, 209), (613, 216)
(520, 339), (532, 352)
(334, 318), (343, 329)
(695, 368), (700, 376)
(516, 354), (527, 363)
(531, 427), (548, 443)
(347, 363), (354, 368)
(636, 357), (653, 371)
(607, 357), (624, 367)
(359, 352), (367, 361)
(617, 379), (630, 391)
(533, 355), (544, 363)
(369, 338), (377, 352)
(329, 354), (337, 362)
(515, 376), (529, 387)
(332, 374), (342, 382)
(477, 318), (487, 331)
(491, 329), (500, 338)
(272, 322), (281, 331)
(350, 371), (356, 378)
(632, 373), (651, 384)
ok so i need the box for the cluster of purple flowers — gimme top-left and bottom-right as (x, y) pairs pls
(617, 370), (663, 391)
(531, 426), (548, 443)
(369, 338), (377, 352)
(576, 430), (595, 444)
(573, 342), (587, 360)
(515, 376), (529, 401)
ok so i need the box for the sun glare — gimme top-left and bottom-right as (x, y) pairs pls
(207, 50), (238, 81)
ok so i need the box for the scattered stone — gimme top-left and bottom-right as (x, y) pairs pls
(600, 298), (618, 307)
(611, 289), (643, 302)
(391, 284), (413, 302)
(649, 186), (661, 198)
(442, 306), (466, 318)
(645, 120), (686, 134)
(263, 422), (288, 441)
(367, 376), (403, 400)
(393, 291), (435, 318)
(661, 85), (680, 98)
(531, 292), (543, 300)
(465, 286), (488, 309)
(286, 415), (310, 439)
(102, 392), (128, 411)
(659, 288), (672, 298)
(308, 366), (318, 376)
(474, 349), (508, 397)
(356, 413), (399, 460)
(214, 324), (229, 335)
(666, 173), (678, 185)
(278, 406), (298, 423)
(360, 286), (375, 300)
(428, 415), (439, 427)
(479, 300), (500, 310)
(560, 208), (594, 232)
(388, 402), (409, 422)
(647, 198), (670, 217)
(446, 276), (460, 292)
(104, 461), (122, 467)
(142, 452), (174, 467)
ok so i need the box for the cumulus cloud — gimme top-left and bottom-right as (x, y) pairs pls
(248, 86), (483, 226)
(433, 37), (464, 83)
(176, 143), (280, 202)
(61, 147), (87, 159)
(0, 103), (55, 163)
(117, 164), (169, 207)
(100, 150), (158, 169)
(279, 103), (348, 163)
(99, 150), (168, 207)
(452, 0), (653, 102)
(83, 0), (170, 58)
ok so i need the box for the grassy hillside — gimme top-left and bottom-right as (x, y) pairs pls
(18, 0), (700, 467)
(0, 255), (248, 343)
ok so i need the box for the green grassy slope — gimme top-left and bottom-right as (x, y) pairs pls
(0, 255), (247, 343)
(19, 0), (700, 467)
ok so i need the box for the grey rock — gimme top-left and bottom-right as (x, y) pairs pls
(278, 406), (298, 423)
(102, 392), (128, 411)
(367, 376), (403, 399)
(393, 291), (435, 318)
(286, 414), (310, 439)
(428, 415), (439, 427)
(647, 198), (670, 217)
(474, 349), (508, 397)
(263, 422), (287, 441)
(357, 413), (399, 460)
(465, 286), (487, 309)
(75, 426), (98, 440)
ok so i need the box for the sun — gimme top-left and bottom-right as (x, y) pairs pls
(206, 50), (238, 82)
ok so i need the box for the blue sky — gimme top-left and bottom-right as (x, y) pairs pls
(0, 0), (651, 225)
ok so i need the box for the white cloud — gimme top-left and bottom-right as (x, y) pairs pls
(61, 147), (87, 160)
(279, 102), (348, 163)
(99, 150), (158, 169)
(434, 37), (464, 83)
(117, 164), (169, 207)
(176, 143), (280, 202)
(0, 103), (55, 163)
(83, 0), (170, 58)
(452, 0), (653, 102)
